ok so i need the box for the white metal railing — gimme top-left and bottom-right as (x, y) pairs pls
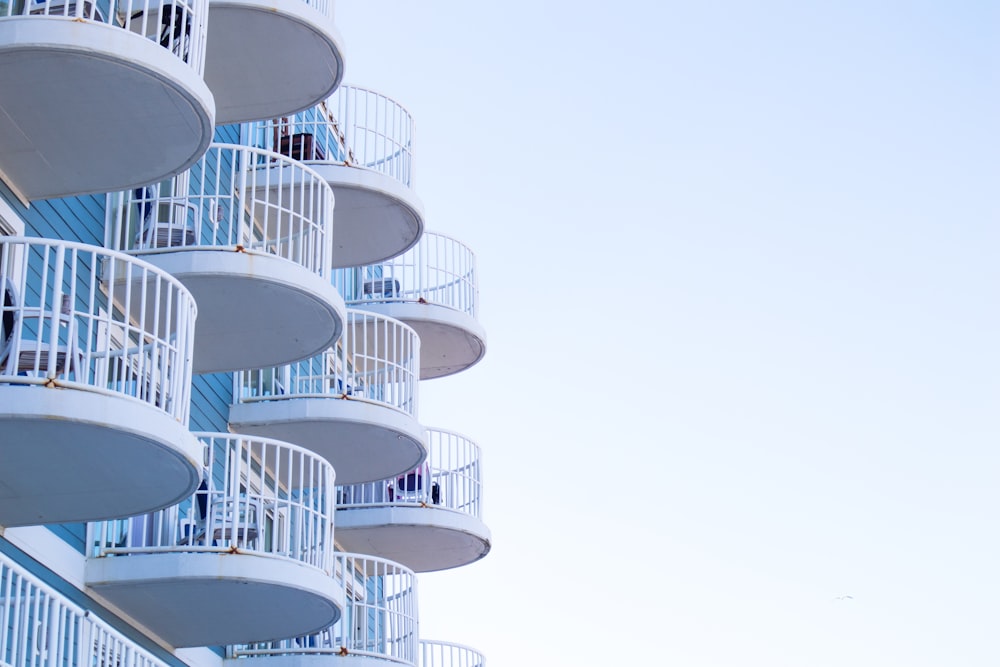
(107, 144), (334, 279)
(419, 641), (484, 667)
(0, 551), (170, 667)
(88, 433), (335, 573)
(333, 232), (477, 318)
(338, 428), (482, 520)
(0, 238), (196, 423)
(235, 309), (419, 417)
(0, 0), (209, 73)
(230, 553), (417, 666)
(250, 85), (415, 188)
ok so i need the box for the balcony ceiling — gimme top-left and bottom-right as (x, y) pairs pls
(87, 552), (342, 647)
(0, 19), (213, 200)
(229, 399), (426, 485)
(205, 0), (345, 124)
(352, 302), (487, 380)
(136, 250), (345, 374)
(309, 165), (424, 268)
(335, 506), (491, 573)
(0, 388), (202, 527)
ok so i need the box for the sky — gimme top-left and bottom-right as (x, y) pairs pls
(334, 2), (999, 665)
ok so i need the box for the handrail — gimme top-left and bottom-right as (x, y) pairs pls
(87, 433), (336, 574)
(0, 0), (210, 74)
(235, 309), (419, 418)
(0, 237), (197, 423)
(106, 143), (334, 280)
(419, 641), (485, 667)
(250, 84), (415, 188)
(0, 551), (171, 667)
(229, 553), (418, 666)
(333, 231), (478, 319)
(338, 428), (483, 520)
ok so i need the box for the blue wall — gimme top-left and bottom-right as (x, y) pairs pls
(2, 125), (248, 553)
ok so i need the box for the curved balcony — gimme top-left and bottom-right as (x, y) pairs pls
(205, 0), (344, 124)
(228, 553), (418, 667)
(420, 642), (485, 667)
(0, 0), (214, 201)
(107, 143), (345, 373)
(86, 433), (341, 648)
(0, 238), (202, 527)
(252, 86), (424, 267)
(230, 309), (424, 485)
(335, 232), (485, 379)
(0, 552), (173, 667)
(335, 428), (490, 573)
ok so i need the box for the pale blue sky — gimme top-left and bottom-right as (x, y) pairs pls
(336, 2), (998, 665)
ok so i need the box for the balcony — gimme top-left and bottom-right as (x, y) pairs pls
(229, 553), (418, 667)
(107, 143), (345, 373)
(336, 428), (490, 573)
(252, 86), (424, 267)
(86, 433), (342, 648)
(229, 309), (424, 485)
(0, 0), (214, 201)
(0, 238), (202, 527)
(335, 232), (485, 379)
(0, 552), (174, 667)
(204, 0), (344, 124)
(420, 642), (485, 667)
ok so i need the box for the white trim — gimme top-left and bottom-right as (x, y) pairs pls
(0, 195), (25, 235)
(2, 525), (88, 588)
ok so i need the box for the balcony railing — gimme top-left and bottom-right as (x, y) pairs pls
(291, 0), (333, 19)
(107, 143), (334, 277)
(230, 553), (418, 666)
(338, 428), (482, 519)
(88, 433), (335, 572)
(0, 237), (196, 422)
(334, 232), (477, 318)
(419, 641), (485, 667)
(236, 309), (419, 418)
(255, 86), (414, 188)
(0, 551), (169, 667)
(0, 0), (209, 73)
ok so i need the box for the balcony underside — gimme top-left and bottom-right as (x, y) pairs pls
(335, 506), (491, 573)
(87, 552), (342, 647)
(232, 655), (397, 667)
(309, 165), (424, 268)
(0, 18), (214, 201)
(229, 399), (425, 485)
(134, 249), (345, 373)
(353, 302), (486, 380)
(205, 0), (345, 124)
(0, 387), (202, 527)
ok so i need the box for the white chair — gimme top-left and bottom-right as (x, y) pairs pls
(133, 187), (198, 249)
(210, 496), (262, 548)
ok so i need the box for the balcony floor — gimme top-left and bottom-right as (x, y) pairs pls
(0, 387), (202, 527)
(205, 0), (344, 124)
(229, 398), (426, 485)
(134, 249), (345, 373)
(309, 165), (424, 269)
(0, 18), (214, 200)
(335, 506), (491, 573)
(352, 302), (486, 380)
(87, 552), (342, 647)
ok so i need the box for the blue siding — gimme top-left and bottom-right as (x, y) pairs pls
(191, 373), (234, 432)
(0, 185), (108, 554)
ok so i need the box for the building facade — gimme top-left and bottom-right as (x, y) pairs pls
(0, 3), (488, 667)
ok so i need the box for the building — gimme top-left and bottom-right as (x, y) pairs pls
(0, 3), (489, 667)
